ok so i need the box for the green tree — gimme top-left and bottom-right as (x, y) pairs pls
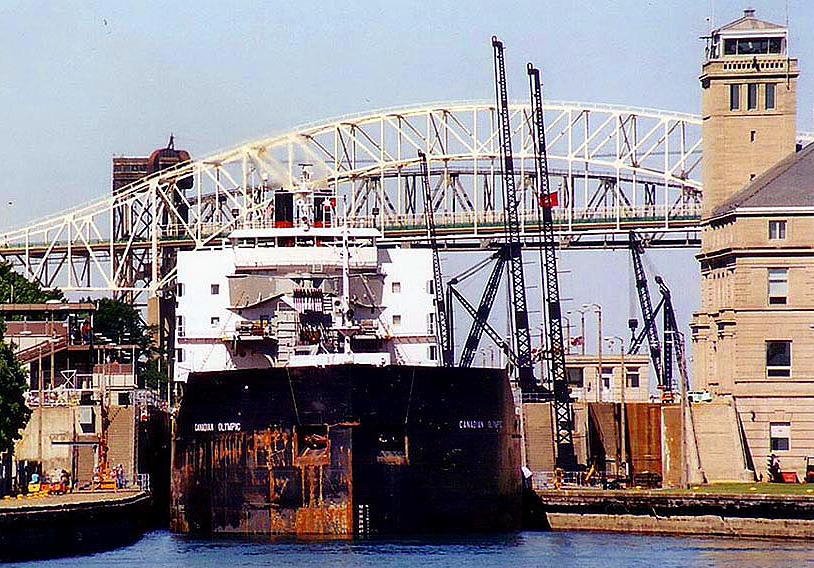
(0, 331), (31, 455)
(0, 262), (57, 453)
(92, 298), (169, 391)
(93, 298), (151, 350)
(0, 262), (62, 304)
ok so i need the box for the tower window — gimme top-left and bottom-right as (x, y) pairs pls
(566, 368), (583, 386)
(766, 341), (791, 378)
(729, 84), (741, 110)
(210, 283), (220, 295)
(768, 268), (788, 305)
(175, 348), (185, 363)
(768, 38), (783, 54)
(428, 345), (438, 361)
(769, 220), (787, 240)
(750, 130), (756, 143)
(747, 84), (758, 110)
(392, 314), (402, 328)
(625, 368), (640, 388)
(601, 367), (614, 390)
(765, 83), (776, 110)
(391, 282), (401, 294)
(770, 422), (790, 451)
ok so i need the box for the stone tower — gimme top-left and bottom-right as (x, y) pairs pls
(700, 8), (799, 218)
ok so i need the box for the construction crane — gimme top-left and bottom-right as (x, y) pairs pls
(527, 63), (575, 465)
(655, 276), (680, 397)
(418, 150), (453, 366)
(627, 231), (666, 391)
(492, 36), (536, 394)
(452, 249), (509, 368)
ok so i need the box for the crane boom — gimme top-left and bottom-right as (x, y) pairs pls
(492, 36), (535, 393)
(528, 63), (575, 465)
(457, 250), (507, 368)
(418, 150), (453, 366)
(628, 231), (665, 389)
(655, 276), (680, 396)
(448, 284), (519, 367)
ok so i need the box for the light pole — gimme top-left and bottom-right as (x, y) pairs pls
(605, 335), (627, 481)
(583, 303), (602, 402)
(562, 314), (573, 355)
(575, 307), (589, 356)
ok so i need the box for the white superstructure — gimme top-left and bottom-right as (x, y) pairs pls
(173, 224), (437, 383)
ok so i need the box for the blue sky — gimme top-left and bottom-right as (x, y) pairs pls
(1, 0), (812, 369)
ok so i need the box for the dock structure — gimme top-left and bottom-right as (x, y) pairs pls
(529, 488), (814, 539)
(0, 490), (151, 560)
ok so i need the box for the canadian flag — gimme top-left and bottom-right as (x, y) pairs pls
(539, 191), (559, 209)
(570, 336), (584, 347)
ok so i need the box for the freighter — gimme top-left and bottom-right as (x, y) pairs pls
(170, 180), (521, 537)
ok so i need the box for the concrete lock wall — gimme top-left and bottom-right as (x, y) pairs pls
(14, 404), (136, 485)
(523, 402), (555, 471)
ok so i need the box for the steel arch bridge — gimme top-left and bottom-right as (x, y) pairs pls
(0, 100), (808, 297)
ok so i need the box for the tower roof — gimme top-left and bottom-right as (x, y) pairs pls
(712, 144), (814, 217)
(715, 8), (785, 34)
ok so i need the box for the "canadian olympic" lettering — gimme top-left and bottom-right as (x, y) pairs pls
(458, 419), (502, 430)
(194, 422), (241, 432)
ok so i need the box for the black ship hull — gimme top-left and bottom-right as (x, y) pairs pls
(171, 364), (521, 537)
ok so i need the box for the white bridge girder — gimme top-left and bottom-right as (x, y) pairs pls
(0, 100), (807, 296)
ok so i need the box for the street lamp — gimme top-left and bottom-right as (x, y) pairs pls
(582, 303), (602, 402)
(562, 314), (573, 355)
(605, 335), (627, 481)
(574, 307), (590, 356)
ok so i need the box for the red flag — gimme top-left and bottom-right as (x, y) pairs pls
(539, 191), (559, 208)
(570, 336), (584, 347)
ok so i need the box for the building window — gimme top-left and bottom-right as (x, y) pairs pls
(766, 341), (791, 378)
(729, 84), (741, 111)
(601, 366), (613, 390)
(765, 83), (776, 110)
(391, 282), (401, 294)
(566, 368), (583, 386)
(210, 316), (220, 327)
(177, 282), (185, 297)
(625, 368), (640, 388)
(767, 268), (788, 305)
(747, 84), (758, 110)
(427, 313), (435, 335)
(177, 315), (185, 338)
(768, 220), (786, 240)
(175, 348), (185, 363)
(769, 422), (790, 451)
(428, 345), (438, 361)
(750, 130), (756, 143)
(392, 314), (401, 328)
(210, 283), (220, 295)
(427, 280), (434, 295)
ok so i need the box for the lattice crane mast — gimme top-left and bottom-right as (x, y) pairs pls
(627, 231), (666, 390)
(527, 63), (575, 464)
(655, 276), (681, 397)
(492, 36), (536, 394)
(418, 150), (453, 366)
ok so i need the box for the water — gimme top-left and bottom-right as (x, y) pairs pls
(7, 530), (814, 567)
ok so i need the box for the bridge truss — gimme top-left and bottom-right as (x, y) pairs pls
(0, 100), (804, 297)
